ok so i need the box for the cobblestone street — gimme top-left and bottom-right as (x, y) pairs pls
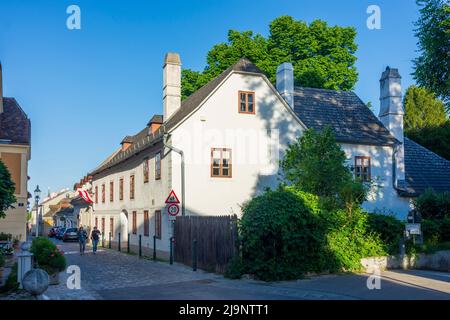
(41, 239), (450, 300)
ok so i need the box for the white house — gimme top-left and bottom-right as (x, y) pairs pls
(88, 53), (450, 255)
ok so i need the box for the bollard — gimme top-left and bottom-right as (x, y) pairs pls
(153, 235), (156, 261)
(139, 235), (142, 258)
(108, 232), (111, 249)
(170, 237), (174, 265)
(17, 242), (33, 289)
(118, 232), (121, 252)
(127, 233), (130, 253)
(192, 239), (197, 272)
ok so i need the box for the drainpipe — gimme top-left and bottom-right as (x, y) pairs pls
(392, 142), (404, 194)
(163, 133), (185, 216)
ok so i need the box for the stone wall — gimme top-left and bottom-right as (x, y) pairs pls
(361, 250), (450, 273)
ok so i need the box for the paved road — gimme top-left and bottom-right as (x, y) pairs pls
(44, 239), (450, 300)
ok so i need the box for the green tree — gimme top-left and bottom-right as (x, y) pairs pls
(407, 122), (450, 160)
(182, 16), (358, 99)
(413, 0), (450, 110)
(404, 85), (448, 130)
(281, 126), (368, 212)
(281, 127), (347, 196)
(0, 160), (16, 219)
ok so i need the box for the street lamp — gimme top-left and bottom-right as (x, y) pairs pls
(34, 185), (41, 237)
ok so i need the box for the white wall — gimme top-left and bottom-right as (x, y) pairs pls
(92, 143), (172, 253)
(341, 143), (411, 219)
(170, 72), (304, 217)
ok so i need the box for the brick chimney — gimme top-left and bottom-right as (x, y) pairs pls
(163, 53), (181, 120)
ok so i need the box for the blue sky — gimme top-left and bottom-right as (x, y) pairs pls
(0, 0), (420, 202)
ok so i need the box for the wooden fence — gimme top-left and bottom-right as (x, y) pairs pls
(174, 215), (238, 274)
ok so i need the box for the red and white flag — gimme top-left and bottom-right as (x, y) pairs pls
(77, 188), (94, 204)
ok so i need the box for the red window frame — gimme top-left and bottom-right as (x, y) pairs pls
(211, 148), (232, 178)
(155, 210), (162, 239)
(101, 217), (105, 235)
(144, 210), (149, 236)
(155, 152), (162, 180)
(355, 156), (371, 182)
(143, 158), (149, 183)
(110, 217), (114, 238)
(132, 211), (137, 235)
(101, 184), (105, 203)
(109, 181), (114, 202)
(119, 178), (124, 200)
(238, 91), (255, 114)
(95, 186), (98, 204)
(130, 175), (135, 200)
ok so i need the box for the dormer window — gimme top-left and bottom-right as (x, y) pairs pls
(238, 91), (255, 114)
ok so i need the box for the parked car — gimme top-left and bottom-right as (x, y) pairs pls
(48, 227), (60, 238)
(56, 227), (66, 240)
(62, 228), (79, 242)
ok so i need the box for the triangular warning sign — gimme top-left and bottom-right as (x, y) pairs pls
(165, 190), (180, 204)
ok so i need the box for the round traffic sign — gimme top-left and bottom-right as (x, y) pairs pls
(167, 203), (180, 216)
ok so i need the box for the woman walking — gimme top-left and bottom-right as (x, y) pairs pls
(78, 226), (87, 255)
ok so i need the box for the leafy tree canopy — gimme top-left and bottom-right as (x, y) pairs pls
(0, 160), (16, 219)
(407, 122), (450, 160)
(182, 16), (358, 99)
(281, 126), (350, 198)
(404, 85), (448, 130)
(413, 0), (450, 110)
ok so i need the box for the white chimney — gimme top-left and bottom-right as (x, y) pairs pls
(0, 61), (3, 114)
(276, 62), (294, 108)
(379, 66), (405, 182)
(163, 52), (181, 120)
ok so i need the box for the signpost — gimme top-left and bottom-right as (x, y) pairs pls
(166, 190), (180, 221)
(167, 203), (180, 216)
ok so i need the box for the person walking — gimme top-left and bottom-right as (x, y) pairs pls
(91, 226), (101, 254)
(78, 226), (87, 255)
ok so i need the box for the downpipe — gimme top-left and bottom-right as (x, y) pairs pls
(163, 133), (185, 217)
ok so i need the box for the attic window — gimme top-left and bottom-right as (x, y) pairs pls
(354, 156), (371, 182)
(238, 91), (255, 114)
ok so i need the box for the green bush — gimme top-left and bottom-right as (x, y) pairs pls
(367, 213), (404, 255)
(0, 262), (18, 293)
(30, 237), (66, 274)
(239, 187), (386, 281)
(240, 188), (328, 281)
(0, 233), (12, 241)
(439, 217), (450, 242)
(324, 209), (386, 271)
(224, 256), (245, 280)
(422, 219), (443, 244)
(0, 254), (4, 268)
(413, 188), (450, 220)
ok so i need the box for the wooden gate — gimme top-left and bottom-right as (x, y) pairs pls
(174, 215), (238, 274)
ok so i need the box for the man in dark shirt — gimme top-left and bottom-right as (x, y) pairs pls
(91, 226), (101, 254)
